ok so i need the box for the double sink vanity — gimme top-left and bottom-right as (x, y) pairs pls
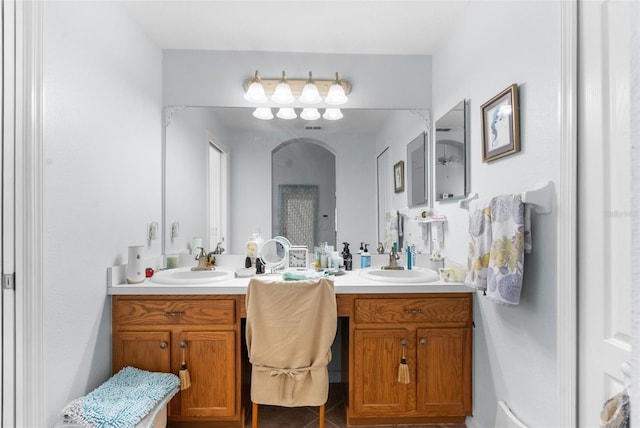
(108, 264), (473, 427)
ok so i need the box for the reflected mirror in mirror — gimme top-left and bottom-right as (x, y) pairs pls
(407, 132), (429, 207)
(435, 100), (467, 201)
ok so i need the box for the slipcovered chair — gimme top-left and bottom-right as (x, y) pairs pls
(245, 277), (337, 428)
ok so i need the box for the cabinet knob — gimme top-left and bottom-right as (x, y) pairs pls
(419, 338), (427, 346)
(400, 339), (408, 346)
(159, 342), (168, 349)
(180, 341), (187, 349)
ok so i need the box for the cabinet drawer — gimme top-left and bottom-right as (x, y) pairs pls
(354, 297), (470, 324)
(114, 299), (235, 325)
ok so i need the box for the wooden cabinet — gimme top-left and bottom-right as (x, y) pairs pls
(112, 295), (242, 427)
(111, 291), (471, 426)
(348, 293), (472, 425)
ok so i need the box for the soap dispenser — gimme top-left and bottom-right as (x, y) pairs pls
(360, 244), (371, 268)
(342, 242), (353, 271)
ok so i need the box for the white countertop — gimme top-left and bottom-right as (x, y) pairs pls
(108, 267), (473, 295)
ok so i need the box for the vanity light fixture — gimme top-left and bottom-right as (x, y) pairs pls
(243, 70), (351, 106)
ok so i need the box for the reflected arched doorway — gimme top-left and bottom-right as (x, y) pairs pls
(272, 139), (336, 250)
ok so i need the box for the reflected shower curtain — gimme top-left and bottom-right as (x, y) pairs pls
(278, 185), (318, 251)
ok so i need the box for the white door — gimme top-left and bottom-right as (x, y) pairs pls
(376, 148), (390, 245)
(207, 138), (228, 252)
(578, 1), (633, 426)
(1, 0), (16, 425)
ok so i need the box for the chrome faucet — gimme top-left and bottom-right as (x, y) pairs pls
(191, 247), (215, 271)
(381, 246), (404, 270)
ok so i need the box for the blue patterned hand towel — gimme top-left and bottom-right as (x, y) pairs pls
(465, 194), (530, 306)
(60, 366), (180, 428)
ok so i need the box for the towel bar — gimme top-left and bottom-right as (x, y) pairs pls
(458, 180), (553, 214)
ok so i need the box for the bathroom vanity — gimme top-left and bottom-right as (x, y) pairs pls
(109, 270), (473, 427)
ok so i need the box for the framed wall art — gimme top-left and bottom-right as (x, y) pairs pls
(481, 84), (520, 162)
(393, 160), (405, 193)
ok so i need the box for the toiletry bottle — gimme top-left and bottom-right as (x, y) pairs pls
(360, 244), (371, 268)
(342, 242), (353, 271)
(406, 245), (412, 270)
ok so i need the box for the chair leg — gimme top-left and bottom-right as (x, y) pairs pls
(319, 403), (325, 428)
(252, 401), (258, 428)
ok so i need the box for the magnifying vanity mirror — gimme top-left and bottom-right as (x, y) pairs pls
(259, 236), (291, 271)
(435, 100), (467, 201)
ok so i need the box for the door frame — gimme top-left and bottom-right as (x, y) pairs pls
(12, 2), (579, 427)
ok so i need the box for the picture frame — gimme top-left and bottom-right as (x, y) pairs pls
(481, 84), (520, 162)
(393, 160), (405, 193)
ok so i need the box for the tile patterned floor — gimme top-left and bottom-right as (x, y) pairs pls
(245, 384), (466, 428)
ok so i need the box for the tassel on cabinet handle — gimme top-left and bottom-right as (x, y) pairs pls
(397, 339), (410, 384)
(179, 341), (191, 390)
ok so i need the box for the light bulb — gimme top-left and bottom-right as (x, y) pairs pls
(300, 108), (321, 121)
(325, 72), (348, 105)
(276, 107), (297, 120)
(243, 70), (267, 103)
(252, 107), (273, 120)
(323, 108), (343, 121)
(271, 71), (295, 104)
(299, 72), (322, 104)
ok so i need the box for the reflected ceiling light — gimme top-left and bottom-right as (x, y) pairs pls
(299, 72), (322, 104)
(271, 71), (295, 104)
(325, 72), (349, 105)
(243, 71), (267, 103)
(323, 108), (343, 121)
(300, 107), (321, 121)
(253, 107), (273, 120)
(276, 107), (297, 120)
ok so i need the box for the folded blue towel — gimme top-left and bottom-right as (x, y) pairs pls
(60, 366), (180, 428)
(281, 268), (329, 281)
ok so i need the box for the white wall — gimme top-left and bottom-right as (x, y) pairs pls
(43, 2), (162, 425)
(432, 2), (561, 427)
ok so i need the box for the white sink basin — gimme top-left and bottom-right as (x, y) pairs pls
(359, 267), (439, 284)
(148, 267), (235, 285)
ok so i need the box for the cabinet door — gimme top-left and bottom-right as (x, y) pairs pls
(416, 328), (471, 416)
(352, 329), (410, 415)
(112, 331), (171, 374)
(176, 331), (237, 418)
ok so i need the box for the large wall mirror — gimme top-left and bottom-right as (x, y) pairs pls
(164, 107), (428, 255)
(435, 100), (467, 201)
